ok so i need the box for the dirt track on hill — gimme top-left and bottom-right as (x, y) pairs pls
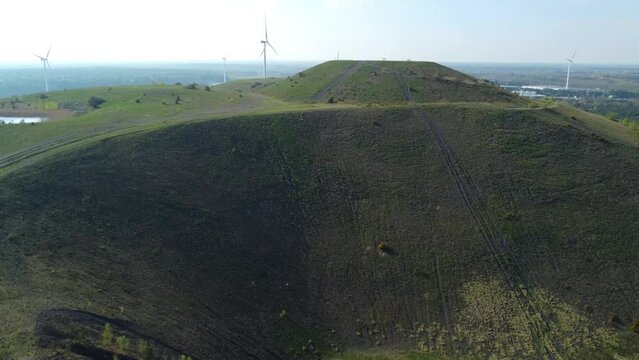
(422, 110), (562, 358)
(0, 95), (273, 171)
(395, 71), (412, 102)
(310, 61), (364, 102)
(0, 124), (122, 169)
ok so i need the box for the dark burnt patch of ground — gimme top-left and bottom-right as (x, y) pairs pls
(35, 309), (186, 359)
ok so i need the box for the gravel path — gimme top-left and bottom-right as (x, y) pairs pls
(423, 110), (562, 359)
(309, 61), (364, 102)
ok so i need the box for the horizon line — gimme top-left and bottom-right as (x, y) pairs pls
(1, 60), (639, 67)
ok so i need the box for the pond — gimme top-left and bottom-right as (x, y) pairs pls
(0, 116), (46, 124)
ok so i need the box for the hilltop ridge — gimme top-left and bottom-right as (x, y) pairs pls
(222, 60), (525, 105)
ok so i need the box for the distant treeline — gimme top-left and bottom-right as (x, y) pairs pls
(539, 88), (638, 99)
(566, 98), (639, 121)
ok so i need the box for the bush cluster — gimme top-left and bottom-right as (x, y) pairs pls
(88, 96), (106, 109)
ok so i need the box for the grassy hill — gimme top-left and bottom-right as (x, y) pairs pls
(222, 61), (526, 106)
(1, 61), (639, 359)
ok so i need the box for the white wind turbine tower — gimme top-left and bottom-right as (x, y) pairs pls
(222, 56), (227, 83)
(565, 51), (576, 90)
(260, 17), (277, 79)
(34, 46), (52, 92)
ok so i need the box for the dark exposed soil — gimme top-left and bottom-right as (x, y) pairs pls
(1, 106), (638, 359)
(36, 309), (187, 359)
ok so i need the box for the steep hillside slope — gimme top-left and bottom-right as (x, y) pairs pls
(1, 104), (638, 359)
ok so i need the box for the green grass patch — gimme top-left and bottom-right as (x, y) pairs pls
(339, 351), (450, 360)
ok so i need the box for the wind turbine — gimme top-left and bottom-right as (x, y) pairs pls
(565, 51), (576, 90)
(260, 17), (277, 79)
(222, 56), (227, 83)
(336, 48), (340, 61)
(34, 46), (52, 92)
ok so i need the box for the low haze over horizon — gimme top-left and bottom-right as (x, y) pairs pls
(2, 0), (638, 65)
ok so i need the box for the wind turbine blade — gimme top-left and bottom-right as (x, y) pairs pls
(260, 48), (265, 57)
(572, 51), (576, 60)
(46, 45), (52, 59)
(46, 60), (51, 69)
(33, 53), (44, 60)
(264, 16), (268, 42)
(268, 42), (278, 56)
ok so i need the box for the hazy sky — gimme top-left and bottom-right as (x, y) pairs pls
(2, 0), (638, 65)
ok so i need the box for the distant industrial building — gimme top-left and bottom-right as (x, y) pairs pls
(517, 90), (545, 98)
(500, 85), (546, 98)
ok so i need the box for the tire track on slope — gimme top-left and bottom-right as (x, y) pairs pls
(394, 71), (412, 102)
(422, 111), (562, 359)
(0, 99), (267, 170)
(433, 254), (453, 348)
(0, 124), (122, 168)
(309, 61), (364, 102)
